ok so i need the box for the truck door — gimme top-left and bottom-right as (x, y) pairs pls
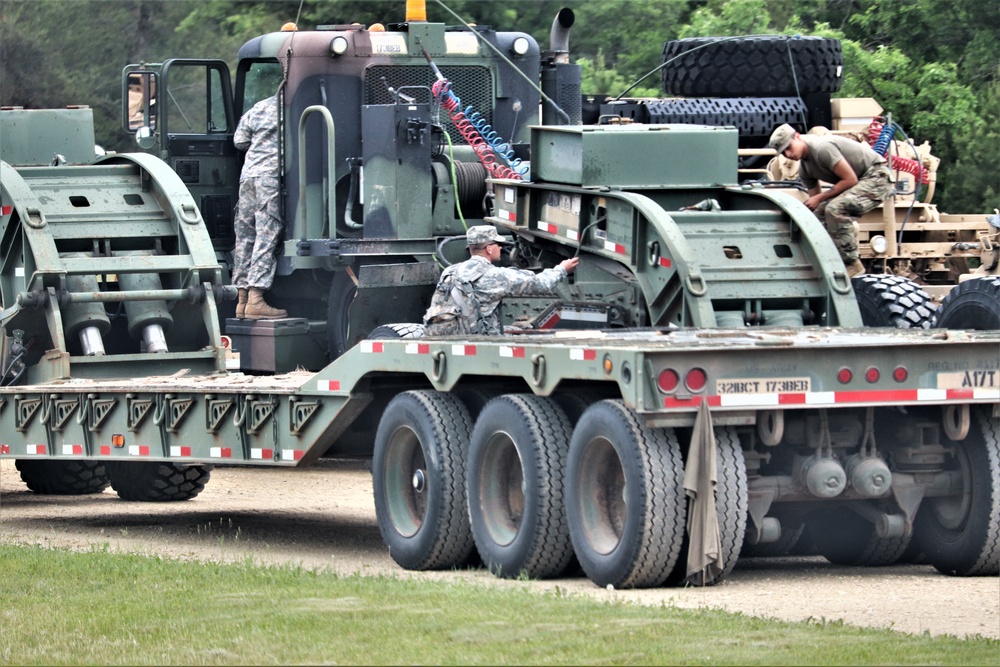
(158, 59), (238, 251)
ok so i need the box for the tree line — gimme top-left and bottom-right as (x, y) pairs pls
(1, 0), (996, 213)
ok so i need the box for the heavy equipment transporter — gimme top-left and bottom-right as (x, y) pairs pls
(1, 3), (997, 587)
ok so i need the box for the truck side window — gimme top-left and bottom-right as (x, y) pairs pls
(240, 61), (283, 115)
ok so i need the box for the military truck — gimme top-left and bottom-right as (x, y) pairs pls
(600, 37), (1000, 309)
(1, 2), (997, 588)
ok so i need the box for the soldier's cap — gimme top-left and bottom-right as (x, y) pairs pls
(769, 123), (796, 154)
(466, 225), (509, 247)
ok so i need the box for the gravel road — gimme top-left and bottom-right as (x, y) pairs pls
(1, 458), (997, 639)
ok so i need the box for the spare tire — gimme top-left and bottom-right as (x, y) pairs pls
(932, 277), (1000, 330)
(661, 36), (842, 97)
(852, 275), (936, 329)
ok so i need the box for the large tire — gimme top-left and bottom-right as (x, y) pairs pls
(666, 425), (748, 586)
(105, 461), (211, 501)
(852, 275), (935, 328)
(326, 270), (358, 359)
(566, 400), (685, 588)
(661, 36), (842, 97)
(932, 277), (1000, 330)
(913, 406), (1000, 576)
(367, 323), (426, 339)
(372, 390), (475, 570)
(809, 506), (911, 566)
(467, 394), (575, 579)
(15, 459), (110, 495)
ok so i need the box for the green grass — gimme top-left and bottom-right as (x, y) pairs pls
(0, 543), (994, 666)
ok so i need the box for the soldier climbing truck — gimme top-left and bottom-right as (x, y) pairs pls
(1, 2), (998, 588)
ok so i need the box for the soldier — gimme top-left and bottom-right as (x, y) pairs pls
(769, 123), (892, 278)
(423, 225), (579, 335)
(232, 93), (287, 319)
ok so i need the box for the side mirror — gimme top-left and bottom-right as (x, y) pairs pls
(135, 126), (156, 150)
(125, 71), (157, 134)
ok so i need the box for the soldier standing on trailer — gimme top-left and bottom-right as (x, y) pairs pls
(423, 225), (579, 335)
(769, 123), (892, 278)
(232, 91), (287, 320)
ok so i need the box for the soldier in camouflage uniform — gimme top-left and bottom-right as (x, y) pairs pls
(770, 124), (892, 278)
(423, 226), (579, 335)
(232, 94), (287, 319)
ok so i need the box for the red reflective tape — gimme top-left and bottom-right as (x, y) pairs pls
(26, 444), (46, 455)
(62, 444), (84, 455)
(946, 389), (975, 400)
(100, 445), (111, 456)
(318, 379), (340, 391)
(537, 221), (557, 234)
(287, 450), (304, 461)
(0, 445), (9, 455)
(1, 205), (12, 216)
(499, 346), (525, 359)
(663, 396), (702, 408)
(658, 257), (672, 268)
(835, 389), (919, 403)
(778, 393), (807, 405)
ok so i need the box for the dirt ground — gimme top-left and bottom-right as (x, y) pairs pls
(1, 458), (997, 640)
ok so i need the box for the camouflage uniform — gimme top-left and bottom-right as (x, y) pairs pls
(799, 134), (892, 264)
(424, 242), (570, 335)
(232, 95), (282, 290)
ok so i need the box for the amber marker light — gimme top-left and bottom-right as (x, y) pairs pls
(112, 434), (125, 448)
(406, 0), (427, 22)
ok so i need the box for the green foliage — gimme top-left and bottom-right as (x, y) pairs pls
(1, 543), (997, 665)
(0, 0), (995, 212)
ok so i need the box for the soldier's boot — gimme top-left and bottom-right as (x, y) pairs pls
(846, 259), (866, 278)
(235, 288), (248, 319)
(245, 288), (287, 320)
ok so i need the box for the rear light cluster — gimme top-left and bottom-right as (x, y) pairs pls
(657, 367), (708, 393)
(837, 365), (909, 384)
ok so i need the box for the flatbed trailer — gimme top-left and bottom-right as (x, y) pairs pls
(3, 326), (998, 587)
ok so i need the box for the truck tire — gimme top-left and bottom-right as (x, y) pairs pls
(367, 323), (426, 339)
(105, 462), (211, 501)
(14, 460), (110, 495)
(566, 400), (685, 588)
(327, 270), (358, 360)
(809, 506), (911, 566)
(665, 425), (748, 586)
(913, 405), (1000, 576)
(372, 390), (475, 570)
(852, 275), (935, 328)
(932, 277), (1000, 330)
(661, 36), (842, 97)
(467, 394), (575, 579)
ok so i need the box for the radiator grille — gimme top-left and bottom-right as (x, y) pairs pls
(364, 65), (493, 144)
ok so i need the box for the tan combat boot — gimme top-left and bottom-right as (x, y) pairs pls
(846, 259), (866, 278)
(235, 288), (248, 318)
(244, 288), (287, 320)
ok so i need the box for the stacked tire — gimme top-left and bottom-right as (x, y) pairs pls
(661, 36), (843, 98)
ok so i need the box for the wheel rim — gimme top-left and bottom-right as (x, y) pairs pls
(479, 431), (524, 547)
(928, 442), (973, 532)
(384, 425), (427, 538)
(576, 436), (627, 555)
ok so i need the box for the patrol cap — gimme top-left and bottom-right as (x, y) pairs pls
(769, 123), (796, 154)
(466, 225), (508, 247)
